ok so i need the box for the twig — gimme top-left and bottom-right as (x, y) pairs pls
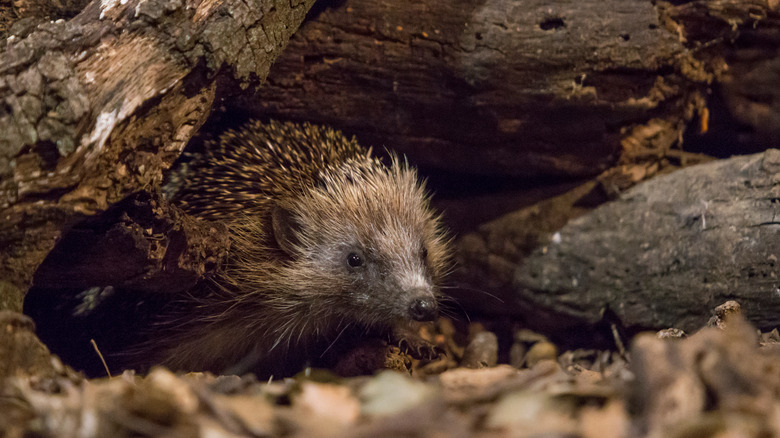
(91, 339), (112, 378)
(611, 324), (628, 360)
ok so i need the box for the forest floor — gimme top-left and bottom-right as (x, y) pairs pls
(2, 300), (779, 437)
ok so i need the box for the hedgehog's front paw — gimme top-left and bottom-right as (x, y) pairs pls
(399, 336), (442, 361)
(392, 325), (442, 361)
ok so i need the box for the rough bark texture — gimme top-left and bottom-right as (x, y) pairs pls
(668, 0), (780, 152)
(229, 0), (776, 181)
(31, 191), (229, 294)
(0, 0), (316, 296)
(458, 149), (780, 337)
(238, 0), (684, 177)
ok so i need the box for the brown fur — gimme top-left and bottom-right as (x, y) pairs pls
(141, 120), (450, 375)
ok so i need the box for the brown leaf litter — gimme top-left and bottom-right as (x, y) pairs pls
(2, 301), (780, 437)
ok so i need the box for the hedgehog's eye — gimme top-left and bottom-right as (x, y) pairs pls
(347, 252), (364, 268)
(421, 246), (429, 260)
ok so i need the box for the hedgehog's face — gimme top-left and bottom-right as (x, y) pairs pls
(274, 159), (450, 327)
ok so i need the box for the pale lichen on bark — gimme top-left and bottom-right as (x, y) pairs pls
(0, 0), (316, 291)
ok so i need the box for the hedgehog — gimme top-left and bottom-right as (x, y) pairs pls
(135, 119), (451, 375)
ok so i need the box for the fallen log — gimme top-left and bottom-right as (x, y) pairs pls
(239, 0), (780, 180)
(0, 0), (316, 299)
(458, 149), (780, 336)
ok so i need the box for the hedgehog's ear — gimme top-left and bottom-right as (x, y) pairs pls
(272, 205), (302, 256)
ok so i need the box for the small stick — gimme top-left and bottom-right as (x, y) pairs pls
(611, 323), (627, 360)
(90, 339), (112, 378)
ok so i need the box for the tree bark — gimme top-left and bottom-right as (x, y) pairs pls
(457, 149), (780, 336)
(235, 0), (778, 181)
(0, 0), (316, 299)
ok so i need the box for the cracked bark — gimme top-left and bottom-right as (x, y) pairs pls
(457, 149), (780, 341)
(0, 0), (316, 307)
(233, 0), (776, 180)
(245, 0), (690, 178)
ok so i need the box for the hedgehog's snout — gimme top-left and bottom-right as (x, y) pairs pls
(407, 290), (438, 321)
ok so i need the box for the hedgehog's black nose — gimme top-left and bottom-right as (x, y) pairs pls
(409, 296), (438, 321)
